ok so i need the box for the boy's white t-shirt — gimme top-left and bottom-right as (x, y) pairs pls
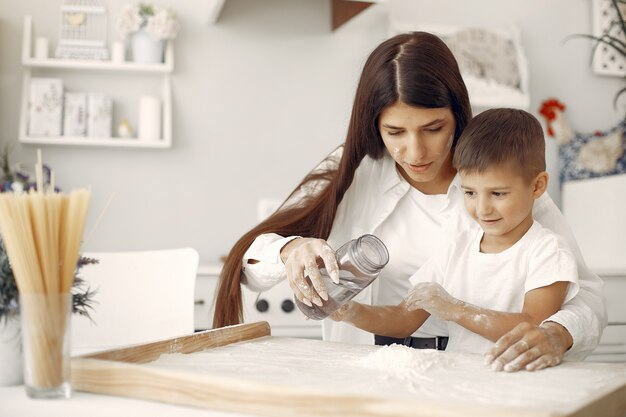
(409, 221), (580, 354)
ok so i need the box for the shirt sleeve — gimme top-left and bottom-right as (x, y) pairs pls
(241, 233), (300, 292)
(240, 147), (344, 293)
(525, 232), (579, 303)
(532, 194), (607, 359)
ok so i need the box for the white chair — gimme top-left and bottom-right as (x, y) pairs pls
(71, 248), (199, 355)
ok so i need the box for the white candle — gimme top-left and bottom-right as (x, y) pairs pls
(111, 41), (125, 63)
(138, 95), (161, 142)
(35, 37), (49, 60)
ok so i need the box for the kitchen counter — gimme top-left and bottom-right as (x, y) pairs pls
(0, 386), (253, 417)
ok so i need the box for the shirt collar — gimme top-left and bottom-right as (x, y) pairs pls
(381, 150), (461, 208)
(440, 173), (462, 212)
(448, 173), (462, 194)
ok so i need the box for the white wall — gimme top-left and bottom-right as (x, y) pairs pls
(0, 0), (622, 265)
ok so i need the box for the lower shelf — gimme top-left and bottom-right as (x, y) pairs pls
(20, 135), (171, 149)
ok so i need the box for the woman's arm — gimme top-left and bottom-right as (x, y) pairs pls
(531, 194), (607, 357)
(242, 233), (301, 292)
(241, 148), (345, 293)
(406, 281), (569, 342)
(334, 301), (430, 339)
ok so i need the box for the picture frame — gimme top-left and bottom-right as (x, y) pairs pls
(389, 21), (530, 109)
(592, 0), (626, 77)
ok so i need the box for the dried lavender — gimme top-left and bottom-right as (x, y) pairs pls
(0, 239), (98, 324)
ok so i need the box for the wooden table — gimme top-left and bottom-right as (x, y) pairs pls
(66, 322), (625, 417)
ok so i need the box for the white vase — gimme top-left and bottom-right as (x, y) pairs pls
(131, 30), (165, 64)
(0, 315), (23, 386)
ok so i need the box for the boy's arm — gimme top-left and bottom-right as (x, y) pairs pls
(333, 301), (431, 339)
(406, 281), (569, 342)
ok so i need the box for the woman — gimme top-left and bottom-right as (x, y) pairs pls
(213, 32), (606, 371)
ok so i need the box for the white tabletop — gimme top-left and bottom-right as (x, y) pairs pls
(0, 385), (252, 417)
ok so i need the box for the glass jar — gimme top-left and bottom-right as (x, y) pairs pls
(295, 234), (389, 320)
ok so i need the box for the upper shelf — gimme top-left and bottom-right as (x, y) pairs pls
(332, 0), (376, 31)
(205, 0), (386, 31)
(22, 16), (174, 74)
(206, 0), (226, 24)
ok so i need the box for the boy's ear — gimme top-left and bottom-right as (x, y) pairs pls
(532, 171), (549, 198)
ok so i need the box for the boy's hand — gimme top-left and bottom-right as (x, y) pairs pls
(405, 282), (457, 320)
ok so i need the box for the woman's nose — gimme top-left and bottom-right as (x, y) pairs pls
(406, 134), (425, 161)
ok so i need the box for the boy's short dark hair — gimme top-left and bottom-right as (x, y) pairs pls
(453, 108), (546, 182)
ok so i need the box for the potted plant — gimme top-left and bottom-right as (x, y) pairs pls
(117, 3), (181, 64)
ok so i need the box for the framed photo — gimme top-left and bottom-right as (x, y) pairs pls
(390, 22), (530, 109)
(592, 0), (626, 77)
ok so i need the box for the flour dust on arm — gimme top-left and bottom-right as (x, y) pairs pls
(405, 281), (571, 354)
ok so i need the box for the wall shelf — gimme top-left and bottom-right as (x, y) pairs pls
(23, 57), (173, 73)
(20, 136), (171, 149)
(206, 0), (226, 24)
(331, 0), (388, 31)
(19, 16), (173, 149)
(205, 0), (386, 31)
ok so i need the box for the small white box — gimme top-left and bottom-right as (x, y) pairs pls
(87, 93), (112, 138)
(63, 93), (87, 136)
(28, 78), (63, 136)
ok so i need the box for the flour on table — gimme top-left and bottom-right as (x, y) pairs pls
(357, 344), (450, 373)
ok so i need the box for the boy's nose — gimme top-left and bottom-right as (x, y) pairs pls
(477, 197), (492, 217)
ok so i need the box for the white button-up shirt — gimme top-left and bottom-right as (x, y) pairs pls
(243, 150), (607, 359)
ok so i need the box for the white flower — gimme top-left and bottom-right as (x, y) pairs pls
(116, 3), (180, 40)
(117, 4), (142, 39)
(145, 7), (181, 40)
(10, 181), (24, 195)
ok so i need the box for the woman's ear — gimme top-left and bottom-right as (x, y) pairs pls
(532, 171), (549, 199)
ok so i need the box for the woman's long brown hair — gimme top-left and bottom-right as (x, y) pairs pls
(212, 32), (471, 328)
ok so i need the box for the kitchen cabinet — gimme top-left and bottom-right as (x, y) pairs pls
(586, 272), (626, 363)
(193, 265), (221, 331)
(562, 175), (626, 272)
(19, 16), (173, 149)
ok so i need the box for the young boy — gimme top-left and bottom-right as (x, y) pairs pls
(334, 108), (580, 367)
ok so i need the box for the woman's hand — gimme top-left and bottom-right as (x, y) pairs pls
(405, 282), (458, 321)
(484, 321), (572, 372)
(280, 238), (340, 307)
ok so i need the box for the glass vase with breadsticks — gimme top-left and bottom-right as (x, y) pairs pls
(0, 149), (90, 399)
